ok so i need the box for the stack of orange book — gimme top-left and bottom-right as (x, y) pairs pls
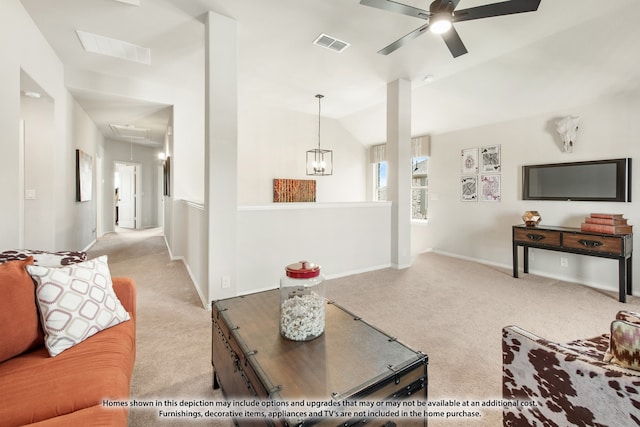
(580, 213), (633, 235)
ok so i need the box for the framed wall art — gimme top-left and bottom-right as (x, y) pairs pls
(273, 179), (316, 202)
(75, 149), (92, 202)
(461, 148), (479, 174)
(163, 156), (171, 196)
(480, 174), (501, 202)
(460, 176), (477, 202)
(480, 145), (501, 172)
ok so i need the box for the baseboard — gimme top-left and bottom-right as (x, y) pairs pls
(160, 235), (210, 309)
(431, 250), (512, 270)
(176, 257), (210, 310)
(83, 239), (97, 252)
(431, 250), (635, 297)
(238, 285), (278, 296)
(164, 236), (180, 261)
(390, 262), (412, 270)
(524, 268), (632, 297)
(324, 263), (392, 280)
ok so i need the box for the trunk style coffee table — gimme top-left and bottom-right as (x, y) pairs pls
(211, 290), (428, 427)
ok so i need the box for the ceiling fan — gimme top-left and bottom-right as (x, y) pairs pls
(360, 0), (542, 57)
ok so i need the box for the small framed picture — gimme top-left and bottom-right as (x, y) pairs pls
(480, 145), (501, 172)
(460, 176), (477, 202)
(461, 148), (478, 175)
(480, 174), (501, 202)
(76, 149), (93, 202)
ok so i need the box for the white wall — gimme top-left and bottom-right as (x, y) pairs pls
(178, 201), (391, 308)
(1, 0), (61, 248)
(235, 203), (391, 297)
(173, 200), (208, 305)
(1, 1), (103, 252)
(425, 89), (640, 295)
(68, 98), (103, 250)
(21, 87), (55, 250)
(238, 103), (368, 204)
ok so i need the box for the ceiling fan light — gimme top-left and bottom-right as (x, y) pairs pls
(429, 15), (452, 34)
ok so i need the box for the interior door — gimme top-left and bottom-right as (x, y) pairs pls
(118, 164), (136, 229)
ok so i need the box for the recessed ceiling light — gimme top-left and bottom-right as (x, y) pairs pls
(313, 33), (350, 53)
(424, 74), (435, 83)
(76, 30), (151, 65)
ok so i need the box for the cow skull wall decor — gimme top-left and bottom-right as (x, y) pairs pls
(556, 116), (580, 153)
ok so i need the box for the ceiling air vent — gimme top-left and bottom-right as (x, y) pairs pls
(109, 124), (150, 140)
(313, 33), (350, 53)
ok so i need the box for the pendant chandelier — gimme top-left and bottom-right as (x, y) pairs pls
(306, 94), (333, 176)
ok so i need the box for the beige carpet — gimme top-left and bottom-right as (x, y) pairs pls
(89, 228), (229, 427)
(89, 228), (640, 426)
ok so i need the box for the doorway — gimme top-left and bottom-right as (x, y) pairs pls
(114, 162), (141, 229)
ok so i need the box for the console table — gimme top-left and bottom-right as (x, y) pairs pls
(512, 224), (633, 303)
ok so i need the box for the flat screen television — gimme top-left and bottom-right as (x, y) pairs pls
(522, 158), (631, 202)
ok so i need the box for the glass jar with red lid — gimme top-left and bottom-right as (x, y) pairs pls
(279, 261), (325, 341)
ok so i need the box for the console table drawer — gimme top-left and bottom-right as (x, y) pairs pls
(562, 233), (623, 255)
(513, 228), (561, 246)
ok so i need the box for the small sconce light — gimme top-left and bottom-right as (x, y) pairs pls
(158, 152), (166, 162)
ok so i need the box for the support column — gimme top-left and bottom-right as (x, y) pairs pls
(387, 79), (412, 269)
(205, 11), (238, 301)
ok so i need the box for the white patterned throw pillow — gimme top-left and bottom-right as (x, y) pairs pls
(26, 255), (130, 357)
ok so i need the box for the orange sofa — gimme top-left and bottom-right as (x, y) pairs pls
(0, 273), (136, 427)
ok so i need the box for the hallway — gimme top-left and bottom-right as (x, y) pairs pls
(88, 227), (231, 426)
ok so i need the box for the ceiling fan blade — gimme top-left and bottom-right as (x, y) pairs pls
(441, 26), (468, 57)
(431, 0), (461, 13)
(360, 0), (430, 20)
(453, 0), (541, 23)
(377, 23), (430, 55)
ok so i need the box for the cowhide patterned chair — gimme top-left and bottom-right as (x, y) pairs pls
(503, 311), (640, 426)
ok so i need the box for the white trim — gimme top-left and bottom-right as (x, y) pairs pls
(433, 249), (511, 270)
(324, 263), (391, 280)
(164, 235), (179, 260)
(182, 199), (205, 210)
(391, 262), (412, 270)
(164, 232), (209, 309)
(178, 257), (209, 309)
(239, 285), (278, 297)
(238, 201), (391, 211)
(432, 249), (638, 297)
(82, 239), (97, 252)
(235, 264), (393, 297)
(18, 120), (25, 248)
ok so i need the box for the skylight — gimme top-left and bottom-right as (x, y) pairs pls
(76, 30), (151, 65)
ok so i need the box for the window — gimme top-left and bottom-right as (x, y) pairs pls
(412, 156), (428, 220)
(375, 161), (387, 201)
(370, 137), (430, 217)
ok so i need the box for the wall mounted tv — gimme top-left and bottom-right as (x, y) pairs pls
(522, 158), (631, 202)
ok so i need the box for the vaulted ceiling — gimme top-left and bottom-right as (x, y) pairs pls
(19, 0), (640, 146)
